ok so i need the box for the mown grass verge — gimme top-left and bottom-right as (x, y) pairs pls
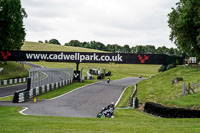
(116, 85), (134, 107)
(1, 105), (200, 132)
(0, 95), (13, 101)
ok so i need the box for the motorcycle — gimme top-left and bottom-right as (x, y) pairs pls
(97, 107), (114, 118)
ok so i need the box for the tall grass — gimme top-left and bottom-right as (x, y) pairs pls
(0, 62), (29, 80)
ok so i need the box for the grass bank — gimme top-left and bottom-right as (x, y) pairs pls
(22, 41), (104, 53)
(137, 66), (200, 109)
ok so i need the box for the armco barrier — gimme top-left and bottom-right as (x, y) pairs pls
(0, 77), (27, 86)
(144, 102), (200, 118)
(13, 78), (73, 103)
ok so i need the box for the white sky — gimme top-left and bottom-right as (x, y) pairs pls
(21, 0), (179, 48)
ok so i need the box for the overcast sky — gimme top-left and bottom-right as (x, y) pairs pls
(21, 0), (179, 48)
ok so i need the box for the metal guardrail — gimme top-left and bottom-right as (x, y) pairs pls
(13, 78), (73, 103)
(29, 68), (73, 89)
(191, 83), (200, 88)
(129, 84), (138, 107)
(13, 68), (74, 103)
(0, 77), (27, 86)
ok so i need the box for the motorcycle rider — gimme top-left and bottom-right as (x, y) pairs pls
(107, 78), (110, 84)
(97, 102), (115, 118)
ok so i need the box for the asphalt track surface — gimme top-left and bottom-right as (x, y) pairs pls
(20, 77), (143, 118)
(0, 84), (27, 97)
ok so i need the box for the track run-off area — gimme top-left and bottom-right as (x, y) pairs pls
(0, 77), (143, 118)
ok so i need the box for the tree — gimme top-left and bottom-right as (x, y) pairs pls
(168, 0), (200, 57)
(0, 0), (27, 50)
(45, 40), (48, 43)
(122, 45), (131, 53)
(49, 39), (61, 45)
(135, 45), (145, 54)
(156, 46), (169, 55)
(145, 45), (156, 54)
(67, 40), (80, 47)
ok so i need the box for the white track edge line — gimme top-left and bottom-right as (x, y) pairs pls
(115, 86), (129, 107)
(49, 81), (102, 100)
(19, 107), (28, 115)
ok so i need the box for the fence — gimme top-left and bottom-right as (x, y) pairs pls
(29, 68), (73, 89)
(0, 77), (27, 86)
(13, 68), (74, 103)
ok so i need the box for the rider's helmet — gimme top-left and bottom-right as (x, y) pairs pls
(110, 102), (115, 108)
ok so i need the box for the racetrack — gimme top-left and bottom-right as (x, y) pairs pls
(22, 77), (143, 118)
(0, 62), (72, 97)
(0, 63), (44, 97)
(0, 83), (26, 97)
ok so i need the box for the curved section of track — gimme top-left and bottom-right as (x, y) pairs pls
(23, 77), (143, 118)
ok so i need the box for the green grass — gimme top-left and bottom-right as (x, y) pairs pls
(0, 95), (13, 101)
(0, 62), (29, 80)
(30, 62), (160, 80)
(162, 92), (200, 109)
(1, 106), (200, 133)
(137, 66), (200, 109)
(22, 41), (105, 53)
(116, 85), (134, 107)
(37, 80), (97, 99)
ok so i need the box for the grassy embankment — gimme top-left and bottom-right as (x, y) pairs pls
(137, 66), (200, 109)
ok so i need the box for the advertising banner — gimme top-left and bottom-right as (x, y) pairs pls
(0, 50), (183, 65)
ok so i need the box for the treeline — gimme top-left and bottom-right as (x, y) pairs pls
(65, 40), (182, 56)
(39, 39), (182, 56)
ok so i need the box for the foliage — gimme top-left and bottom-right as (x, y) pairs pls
(0, 0), (27, 50)
(64, 40), (182, 56)
(168, 0), (200, 58)
(158, 64), (176, 72)
(48, 39), (61, 45)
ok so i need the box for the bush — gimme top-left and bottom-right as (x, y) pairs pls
(159, 64), (176, 72)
